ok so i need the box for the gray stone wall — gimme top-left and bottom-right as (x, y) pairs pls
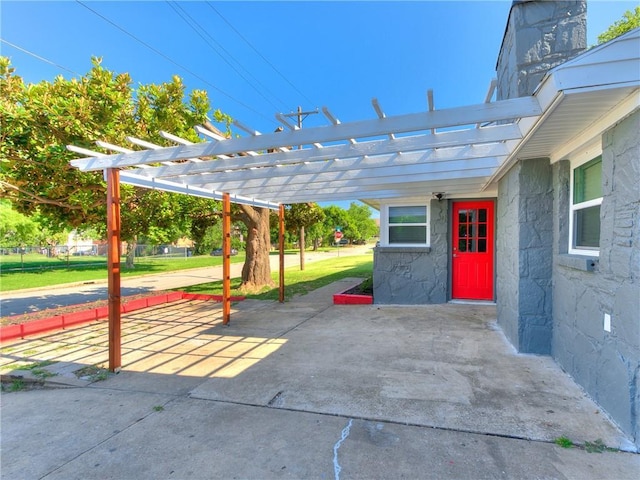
(497, 163), (521, 345)
(373, 199), (448, 304)
(552, 110), (640, 445)
(496, 1), (586, 100)
(496, 158), (553, 353)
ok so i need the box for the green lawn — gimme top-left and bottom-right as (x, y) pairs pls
(0, 253), (245, 292)
(182, 254), (373, 301)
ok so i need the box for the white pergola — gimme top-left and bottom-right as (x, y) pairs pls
(67, 85), (543, 372)
(69, 87), (542, 206)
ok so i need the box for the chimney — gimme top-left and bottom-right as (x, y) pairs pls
(496, 0), (587, 100)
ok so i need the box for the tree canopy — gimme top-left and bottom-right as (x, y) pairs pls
(597, 7), (639, 44)
(0, 56), (229, 265)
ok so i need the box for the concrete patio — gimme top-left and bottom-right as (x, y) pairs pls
(1, 279), (638, 479)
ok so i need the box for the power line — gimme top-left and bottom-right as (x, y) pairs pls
(206, 2), (317, 108)
(0, 38), (81, 76)
(167, 1), (289, 113)
(75, 0), (274, 125)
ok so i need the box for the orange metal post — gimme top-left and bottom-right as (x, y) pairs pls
(106, 168), (122, 372)
(222, 193), (231, 324)
(279, 204), (285, 303)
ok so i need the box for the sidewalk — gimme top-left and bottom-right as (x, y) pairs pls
(1, 282), (638, 479)
(1, 245), (373, 317)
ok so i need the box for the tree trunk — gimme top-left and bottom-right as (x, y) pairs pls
(125, 236), (136, 269)
(299, 226), (305, 270)
(239, 206), (273, 292)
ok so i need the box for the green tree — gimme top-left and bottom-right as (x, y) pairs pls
(597, 7), (639, 44)
(0, 57), (221, 267)
(0, 200), (38, 248)
(1, 57), (280, 287)
(322, 205), (351, 245)
(285, 202), (325, 269)
(347, 202), (378, 242)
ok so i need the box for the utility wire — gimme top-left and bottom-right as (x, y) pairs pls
(0, 38), (81, 76)
(75, 0), (274, 124)
(167, 1), (288, 113)
(206, 2), (317, 108)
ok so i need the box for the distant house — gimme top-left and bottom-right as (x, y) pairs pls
(372, 1), (639, 448)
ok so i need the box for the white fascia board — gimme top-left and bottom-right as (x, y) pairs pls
(124, 124), (521, 180)
(553, 59), (640, 92)
(119, 172), (280, 210)
(70, 97), (540, 172)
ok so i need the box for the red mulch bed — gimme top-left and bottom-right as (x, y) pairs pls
(1, 291), (173, 327)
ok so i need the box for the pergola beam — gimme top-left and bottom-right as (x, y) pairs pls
(119, 172), (280, 210)
(70, 96), (540, 172)
(127, 124), (521, 179)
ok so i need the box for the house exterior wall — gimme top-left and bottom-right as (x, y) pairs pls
(496, 158), (553, 353)
(496, 0), (586, 100)
(373, 199), (448, 304)
(552, 110), (640, 445)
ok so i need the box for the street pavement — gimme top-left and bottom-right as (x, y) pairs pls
(0, 246), (372, 317)
(1, 283), (638, 479)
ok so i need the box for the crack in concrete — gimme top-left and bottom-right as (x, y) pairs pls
(333, 418), (353, 480)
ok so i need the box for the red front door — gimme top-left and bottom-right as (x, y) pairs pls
(452, 201), (494, 300)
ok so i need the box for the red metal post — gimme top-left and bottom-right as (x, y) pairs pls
(222, 193), (231, 324)
(106, 168), (122, 372)
(279, 204), (285, 303)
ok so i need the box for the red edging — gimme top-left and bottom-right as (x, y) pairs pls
(0, 292), (245, 342)
(333, 284), (373, 305)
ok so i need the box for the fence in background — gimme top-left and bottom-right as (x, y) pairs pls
(0, 244), (196, 272)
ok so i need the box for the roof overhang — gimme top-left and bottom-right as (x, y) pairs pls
(485, 27), (640, 188)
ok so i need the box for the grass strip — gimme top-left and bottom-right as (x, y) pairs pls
(181, 255), (373, 301)
(0, 254), (245, 292)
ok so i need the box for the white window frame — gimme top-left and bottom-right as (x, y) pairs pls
(380, 203), (430, 247)
(568, 146), (602, 257)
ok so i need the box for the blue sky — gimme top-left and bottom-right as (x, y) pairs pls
(1, 0), (636, 214)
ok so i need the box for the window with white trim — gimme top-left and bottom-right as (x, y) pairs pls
(381, 204), (430, 246)
(569, 154), (602, 256)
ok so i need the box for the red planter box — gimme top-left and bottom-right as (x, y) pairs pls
(0, 291), (246, 342)
(333, 293), (373, 305)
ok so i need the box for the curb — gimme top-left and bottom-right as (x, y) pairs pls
(0, 292), (245, 342)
